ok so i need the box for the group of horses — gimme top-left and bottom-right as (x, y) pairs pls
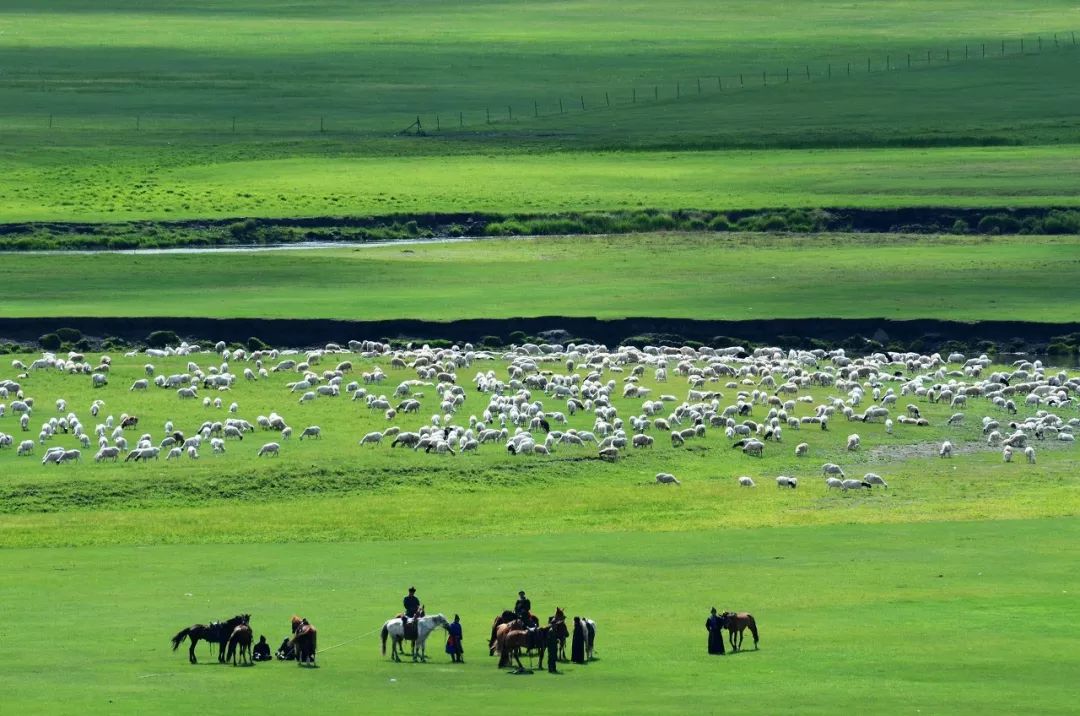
(490, 608), (596, 670)
(171, 614), (316, 666)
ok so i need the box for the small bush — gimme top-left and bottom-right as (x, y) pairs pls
(950, 219), (970, 234)
(56, 327), (83, 343)
(707, 215), (732, 231)
(977, 214), (1021, 235)
(247, 336), (270, 352)
(39, 333), (62, 350)
(1038, 210), (1080, 235)
(478, 335), (503, 348)
(147, 330), (180, 348)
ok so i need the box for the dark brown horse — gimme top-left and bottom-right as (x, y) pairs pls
(720, 611), (759, 652)
(289, 616), (318, 666)
(171, 614), (248, 664)
(226, 622), (253, 665)
(496, 620), (546, 670)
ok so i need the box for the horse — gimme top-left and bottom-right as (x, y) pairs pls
(289, 616), (318, 666)
(489, 609), (542, 656)
(381, 613), (449, 662)
(171, 614), (248, 664)
(226, 622), (253, 666)
(582, 617), (597, 661)
(495, 619), (546, 670)
(719, 611), (759, 652)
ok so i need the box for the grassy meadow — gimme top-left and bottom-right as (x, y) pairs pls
(1, 1), (1079, 222)
(0, 234), (1077, 322)
(1, 348), (1078, 713)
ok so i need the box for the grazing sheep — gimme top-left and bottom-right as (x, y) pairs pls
(1024, 446), (1036, 464)
(1002, 446), (1014, 463)
(841, 479), (872, 491)
(821, 463), (845, 478)
(94, 446), (121, 462)
(130, 379), (149, 391)
(166, 447), (183, 460)
(775, 475), (798, 489)
(939, 441), (953, 458)
(863, 473), (889, 489)
(598, 447), (620, 462)
(17, 439), (35, 456)
(655, 472), (681, 485)
(825, 477), (844, 491)
(358, 431), (383, 447)
(632, 434), (654, 448)
(187, 446), (199, 460)
(299, 425), (322, 440)
(885, 418), (894, 435)
(91, 373), (108, 388)
(57, 449), (82, 464)
(947, 412), (965, 426)
(795, 442), (809, 457)
(846, 434), (860, 451)
(738, 476), (755, 488)
(257, 442), (280, 457)
(741, 440), (764, 457)
(670, 432), (684, 447)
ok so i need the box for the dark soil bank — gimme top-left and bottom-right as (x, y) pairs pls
(3, 316), (1079, 356)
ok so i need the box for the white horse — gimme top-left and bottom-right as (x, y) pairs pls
(380, 613), (449, 662)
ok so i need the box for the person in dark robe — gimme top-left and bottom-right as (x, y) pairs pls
(514, 591), (532, 624)
(276, 637), (295, 660)
(445, 614), (464, 663)
(545, 625), (560, 673)
(252, 635), (272, 662)
(706, 607), (726, 655)
(571, 616), (587, 664)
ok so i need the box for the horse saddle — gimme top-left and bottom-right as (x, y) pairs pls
(402, 619), (418, 640)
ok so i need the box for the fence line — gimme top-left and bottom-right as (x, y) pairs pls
(0, 30), (1073, 136)
(404, 29), (1078, 135)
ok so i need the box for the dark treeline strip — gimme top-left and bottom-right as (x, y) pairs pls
(1, 207), (1079, 251)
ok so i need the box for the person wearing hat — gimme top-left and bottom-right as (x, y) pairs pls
(402, 586), (421, 630)
(705, 607), (726, 655)
(514, 590), (532, 625)
(445, 614), (464, 663)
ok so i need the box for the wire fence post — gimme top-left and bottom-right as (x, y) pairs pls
(534, 100), (539, 117)
(946, 48), (950, 62)
(927, 49), (931, 64)
(632, 88), (636, 103)
(886, 55), (890, 70)
(827, 63), (831, 79)
(559, 97), (564, 113)
(320, 116), (324, 133)
(696, 78), (701, 94)
(739, 73), (744, 86)
(867, 57), (871, 73)
(48, 113), (53, 128)
(907, 53), (911, 69)
(435, 114), (439, 131)
(232, 116), (236, 132)
(1001, 40), (1005, 56)
(1020, 38), (1024, 53)
(606, 91), (610, 106)
(846, 62), (850, 76)
(136, 115), (140, 131)
(805, 64), (810, 79)
(676, 81), (680, 98)
(459, 112), (463, 128)
(507, 105), (512, 121)
(762, 70), (766, 86)
(654, 85), (658, 100)
(580, 95), (585, 110)
(785, 67), (790, 82)
(486, 107), (490, 124)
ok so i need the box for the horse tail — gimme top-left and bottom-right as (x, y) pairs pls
(171, 628), (190, 651)
(225, 632), (238, 663)
(748, 616), (759, 646)
(380, 625), (388, 655)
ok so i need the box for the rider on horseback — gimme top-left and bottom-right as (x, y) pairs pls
(402, 586), (422, 634)
(514, 590), (532, 626)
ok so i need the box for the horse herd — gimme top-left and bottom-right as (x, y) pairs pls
(171, 608), (599, 671)
(171, 614), (316, 666)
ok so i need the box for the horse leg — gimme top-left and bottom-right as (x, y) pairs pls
(189, 636), (198, 664)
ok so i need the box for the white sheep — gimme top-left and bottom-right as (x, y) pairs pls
(187, 446), (200, 459)
(939, 441), (953, 458)
(130, 379), (149, 391)
(825, 477), (844, 490)
(300, 426), (322, 440)
(795, 442), (809, 457)
(17, 439), (35, 456)
(358, 431), (383, 447)
(841, 478), (872, 491)
(632, 434), (654, 448)
(166, 447), (182, 460)
(1024, 446), (1036, 464)
(94, 446), (120, 462)
(776, 475), (798, 489)
(738, 476), (755, 488)
(1002, 446), (1013, 463)
(863, 473), (889, 489)
(846, 434), (860, 451)
(257, 442), (280, 457)
(821, 463), (845, 478)
(655, 472), (681, 485)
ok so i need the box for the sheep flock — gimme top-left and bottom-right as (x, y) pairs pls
(1, 341), (1076, 496)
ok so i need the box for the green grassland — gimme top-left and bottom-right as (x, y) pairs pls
(1, 1), (1080, 222)
(2, 350), (1077, 549)
(0, 234), (1077, 322)
(1, 520), (1077, 715)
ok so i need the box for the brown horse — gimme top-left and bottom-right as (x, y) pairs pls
(496, 620), (542, 670)
(171, 614), (248, 664)
(226, 623), (253, 666)
(289, 616), (318, 666)
(720, 611), (759, 652)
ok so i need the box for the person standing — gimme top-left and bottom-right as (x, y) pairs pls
(706, 607), (726, 655)
(545, 624), (560, 673)
(445, 614), (464, 663)
(571, 616), (587, 664)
